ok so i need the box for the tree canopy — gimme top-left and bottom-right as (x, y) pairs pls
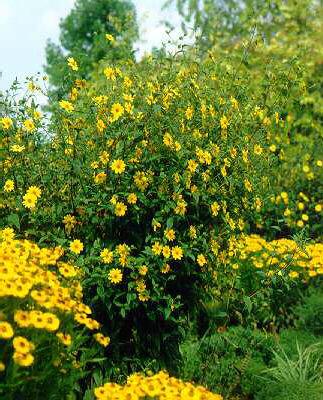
(44, 0), (138, 99)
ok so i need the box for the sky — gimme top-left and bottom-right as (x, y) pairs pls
(0, 0), (182, 92)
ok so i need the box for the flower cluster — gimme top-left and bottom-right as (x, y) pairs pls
(227, 234), (323, 279)
(0, 228), (108, 372)
(94, 371), (223, 400)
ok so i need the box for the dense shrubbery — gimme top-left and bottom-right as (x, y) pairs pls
(0, 0), (322, 398)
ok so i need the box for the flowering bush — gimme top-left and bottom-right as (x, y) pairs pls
(202, 234), (323, 330)
(0, 0), (322, 379)
(0, 228), (108, 398)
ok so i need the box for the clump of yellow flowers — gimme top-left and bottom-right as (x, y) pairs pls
(227, 234), (323, 279)
(0, 227), (109, 372)
(94, 371), (223, 400)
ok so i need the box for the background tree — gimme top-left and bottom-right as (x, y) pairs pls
(164, 0), (319, 50)
(44, 0), (138, 100)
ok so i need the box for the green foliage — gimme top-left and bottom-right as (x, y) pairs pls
(257, 342), (323, 400)
(0, 0), (323, 396)
(294, 290), (323, 335)
(179, 327), (275, 398)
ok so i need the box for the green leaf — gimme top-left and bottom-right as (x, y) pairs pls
(244, 296), (252, 314)
(7, 213), (20, 230)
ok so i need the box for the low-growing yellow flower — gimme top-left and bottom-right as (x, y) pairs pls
(13, 337), (34, 354)
(94, 333), (110, 347)
(56, 332), (72, 346)
(0, 322), (14, 339)
(13, 352), (34, 367)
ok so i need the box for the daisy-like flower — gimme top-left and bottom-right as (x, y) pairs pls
(172, 246), (183, 260)
(108, 268), (123, 284)
(69, 239), (84, 254)
(111, 159), (126, 174)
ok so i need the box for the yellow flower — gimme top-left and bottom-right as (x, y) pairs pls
(211, 201), (221, 217)
(100, 248), (114, 264)
(105, 34), (115, 43)
(1, 117), (13, 129)
(197, 254), (207, 267)
(0, 322), (14, 339)
(23, 119), (36, 132)
(161, 263), (171, 273)
(22, 192), (37, 209)
(164, 228), (175, 241)
(13, 336), (34, 354)
(253, 144), (263, 155)
(59, 100), (74, 112)
(108, 268), (123, 284)
(67, 57), (78, 71)
(187, 159), (198, 173)
(10, 144), (25, 153)
(56, 332), (72, 346)
(14, 311), (30, 328)
(44, 313), (60, 332)
(220, 115), (229, 129)
(162, 246), (171, 259)
(59, 263), (78, 278)
(13, 352), (34, 367)
(152, 242), (162, 256)
(189, 225), (197, 239)
(33, 110), (42, 120)
(94, 333), (110, 347)
(97, 119), (106, 132)
(289, 271), (299, 279)
(110, 103), (124, 121)
(27, 185), (42, 198)
(94, 172), (107, 184)
(104, 67), (116, 80)
(301, 214), (309, 222)
(4, 179), (14, 192)
(127, 193), (137, 204)
(114, 202), (127, 217)
(0, 362), (5, 372)
(63, 214), (77, 232)
(111, 159), (126, 174)
(172, 246), (183, 260)
(139, 265), (148, 275)
(244, 179), (253, 192)
(185, 105), (194, 120)
(69, 239), (84, 254)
